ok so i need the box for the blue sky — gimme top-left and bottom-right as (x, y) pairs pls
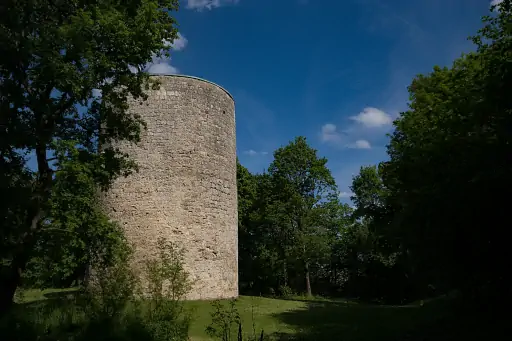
(25, 0), (500, 203)
(157, 0), (498, 202)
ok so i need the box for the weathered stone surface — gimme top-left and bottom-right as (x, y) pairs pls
(103, 75), (238, 300)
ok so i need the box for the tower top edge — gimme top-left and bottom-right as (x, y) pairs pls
(149, 74), (234, 102)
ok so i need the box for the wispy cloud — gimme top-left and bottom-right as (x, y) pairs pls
(146, 62), (178, 75)
(321, 123), (343, 144)
(321, 123), (373, 149)
(339, 191), (354, 199)
(187, 0), (239, 10)
(321, 107), (391, 149)
(243, 150), (268, 156)
(490, 0), (504, 11)
(146, 33), (188, 75)
(348, 140), (371, 149)
(165, 33), (188, 51)
(350, 107), (392, 128)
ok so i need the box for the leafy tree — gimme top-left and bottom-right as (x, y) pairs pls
(23, 150), (130, 288)
(350, 165), (387, 220)
(236, 160), (260, 292)
(0, 0), (180, 311)
(238, 167), (286, 295)
(268, 136), (338, 296)
(379, 0), (512, 303)
(318, 199), (354, 289)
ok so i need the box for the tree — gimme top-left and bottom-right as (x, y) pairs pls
(237, 164), (287, 295)
(350, 165), (387, 220)
(379, 0), (512, 303)
(24, 150), (130, 288)
(236, 160), (259, 292)
(268, 136), (338, 296)
(0, 0), (180, 311)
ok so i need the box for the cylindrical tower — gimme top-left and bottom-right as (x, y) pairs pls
(103, 75), (238, 300)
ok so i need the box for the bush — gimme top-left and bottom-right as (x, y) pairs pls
(278, 285), (294, 299)
(143, 238), (193, 341)
(206, 298), (266, 341)
(0, 237), (192, 341)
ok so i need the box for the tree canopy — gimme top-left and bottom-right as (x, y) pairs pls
(237, 2), (512, 305)
(0, 0), (180, 311)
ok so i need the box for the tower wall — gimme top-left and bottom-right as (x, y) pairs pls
(103, 75), (238, 300)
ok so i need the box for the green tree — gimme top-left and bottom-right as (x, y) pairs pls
(24, 149), (131, 288)
(320, 199), (354, 289)
(237, 165), (285, 295)
(268, 136), (338, 296)
(350, 165), (387, 220)
(236, 160), (260, 292)
(379, 1), (512, 302)
(0, 0), (180, 311)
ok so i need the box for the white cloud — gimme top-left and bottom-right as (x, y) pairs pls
(490, 0), (503, 11)
(146, 63), (178, 75)
(187, 0), (239, 10)
(350, 107), (392, 128)
(320, 124), (371, 149)
(92, 35), (186, 99)
(243, 150), (268, 156)
(164, 33), (188, 51)
(349, 139), (372, 149)
(145, 33), (188, 75)
(339, 191), (353, 199)
(321, 123), (343, 143)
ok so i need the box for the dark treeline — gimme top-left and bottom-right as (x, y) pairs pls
(237, 3), (511, 306)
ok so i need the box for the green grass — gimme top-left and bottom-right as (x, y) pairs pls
(10, 288), (501, 341)
(185, 296), (308, 340)
(184, 295), (456, 341)
(14, 287), (79, 303)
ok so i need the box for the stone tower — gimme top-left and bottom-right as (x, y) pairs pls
(103, 75), (238, 300)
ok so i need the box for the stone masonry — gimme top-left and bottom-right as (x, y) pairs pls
(103, 75), (238, 300)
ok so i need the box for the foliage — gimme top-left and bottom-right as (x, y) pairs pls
(144, 238), (193, 341)
(23, 151), (131, 288)
(376, 0), (512, 303)
(278, 285), (295, 299)
(349, 165), (388, 221)
(206, 299), (242, 341)
(238, 137), (350, 297)
(237, 3), (512, 304)
(206, 298), (265, 341)
(0, 0), (181, 310)
(1, 235), (192, 341)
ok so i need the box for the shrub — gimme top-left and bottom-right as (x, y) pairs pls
(143, 238), (193, 341)
(206, 298), (266, 341)
(0, 237), (192, 341)
(278, 285), (294, 299)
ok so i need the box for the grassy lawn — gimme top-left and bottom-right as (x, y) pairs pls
(10, 288), (499, 341)
(185, 295), (457, 341)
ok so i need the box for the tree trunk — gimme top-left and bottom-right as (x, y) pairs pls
(0, 253), (26, 316)
(0, 267), (19, 315)
(0, 201), (45, 316)
(305, 261), (312, 297)
(283, 259), (288, 287)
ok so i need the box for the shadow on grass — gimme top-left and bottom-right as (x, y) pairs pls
(268, 297), (505, 341)
(43, 290), (79, 300)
